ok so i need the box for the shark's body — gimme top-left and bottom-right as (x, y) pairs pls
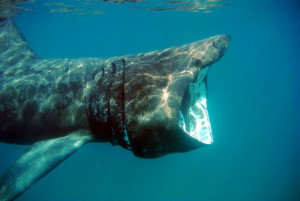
(0, 17), (230, 200)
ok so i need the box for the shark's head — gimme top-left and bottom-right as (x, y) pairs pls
(87, 34), (229, 158)
(121, 35), (230, 158)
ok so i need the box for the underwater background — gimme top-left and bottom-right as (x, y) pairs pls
(0, 0), (300, 200)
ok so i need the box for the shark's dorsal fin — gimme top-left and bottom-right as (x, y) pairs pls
(0, 18), (38, 69)
(0, 130), (93, 201)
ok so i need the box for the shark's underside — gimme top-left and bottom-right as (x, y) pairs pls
(0, 17), (230, 200)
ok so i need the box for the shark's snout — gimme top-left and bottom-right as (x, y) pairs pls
(212, 34), (230, 57)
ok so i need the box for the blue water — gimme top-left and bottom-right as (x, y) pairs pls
(1, 0), (300, 200)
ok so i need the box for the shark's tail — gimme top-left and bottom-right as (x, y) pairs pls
(0, 17), (38, 69)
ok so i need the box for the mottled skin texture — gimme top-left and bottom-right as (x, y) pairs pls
(0, 18), (229, 158)
(0, 19), (125, 145)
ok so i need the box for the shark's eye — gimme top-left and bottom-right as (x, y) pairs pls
(0, 17), (7, 26)
(179, 67), (213, 145)
(193, 59), (202, 67)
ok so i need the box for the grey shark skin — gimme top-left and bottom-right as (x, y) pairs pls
(0, 17), (230, 200)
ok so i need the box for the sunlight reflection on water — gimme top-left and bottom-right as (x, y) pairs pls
(0, 0), (230, 18)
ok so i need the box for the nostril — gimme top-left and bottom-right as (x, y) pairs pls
(212, 34), (230, 57)
(222, 34), (231, 42)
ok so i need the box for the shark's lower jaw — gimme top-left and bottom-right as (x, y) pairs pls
(179, 67), (213, 145)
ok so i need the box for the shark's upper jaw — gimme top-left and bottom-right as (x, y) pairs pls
(178, 66), (213, 145)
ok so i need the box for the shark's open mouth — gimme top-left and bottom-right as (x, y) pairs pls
(179, 67), (213, 144)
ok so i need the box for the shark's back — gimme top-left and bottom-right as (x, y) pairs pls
(0, 18), (101, 144)
(0, 18), (38, 69)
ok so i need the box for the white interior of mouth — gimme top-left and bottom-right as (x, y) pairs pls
(178, 67), (213, 144)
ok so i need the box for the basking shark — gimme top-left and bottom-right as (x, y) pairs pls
(0, 17), (230, 200)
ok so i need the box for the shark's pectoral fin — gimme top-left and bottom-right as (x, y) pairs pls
(0, 130), (93, 201)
